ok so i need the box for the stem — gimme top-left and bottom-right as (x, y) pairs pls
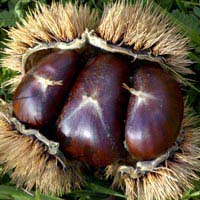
(122, 83), (156, 100)
(122, 83), (141, 97)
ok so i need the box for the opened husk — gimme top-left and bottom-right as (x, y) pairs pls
(0, 1), (199, 199)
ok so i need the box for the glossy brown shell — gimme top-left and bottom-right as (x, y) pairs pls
(13, 50), (78, 128)
(125, 64), (184, 160)
(56, 54), (131, 167)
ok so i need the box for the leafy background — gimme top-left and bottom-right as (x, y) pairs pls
(0, 0), (200, 199)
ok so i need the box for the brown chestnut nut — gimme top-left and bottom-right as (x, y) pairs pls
(13, 50), (79, 128)
(125, 64), (184, 161)
(56, 54), (131, 167)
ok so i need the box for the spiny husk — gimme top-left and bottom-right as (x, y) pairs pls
(0, 100), (84, 196)
(1, 2), (98, 86)
(97, 1), (192, 75)
(106, 107), (200, 200)
(1, 1), (193, 90)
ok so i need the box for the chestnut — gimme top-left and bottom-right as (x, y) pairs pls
(56, 54), (131, 167)
(1, 1), (199, 199)
(13, 50), (79, 128)
(125, 64), (184, 161)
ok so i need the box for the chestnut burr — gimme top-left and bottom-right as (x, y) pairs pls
(125, 64), (184, 160)
(13, 50), (79, 128)
(57, 54), (131, 167)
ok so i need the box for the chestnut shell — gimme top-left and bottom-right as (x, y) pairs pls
(125, 64), (184, 160)
(56, 54), (131, 167)
(13, 50), (78, 128)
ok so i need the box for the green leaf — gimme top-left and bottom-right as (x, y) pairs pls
(0, 185), (63, 200)
(175, 0), (187, 12)
(155, 0), (174, 11)
(0, 0), (8, 3)
(7, 0), (18, 11)
(85, 183), (125, 198)
(172, 9), (200, 33)
(181, 1), (200, 6)
(195, 46), (200, 53)
(14, 0), (32, 19)
(0, 29), (7, 51)
(0, 10), (17, 27)
(0, 67), (17, 101)
(193, 6), (200, 18)
(181, 189), (193, 200)
(0, 185), (35, 200)
(189, 52), (200, 64)
(67, 182), (126, 200)
(36, 193), (63, 200)
(68, 190), (108, 200)
(190, 190), (200, 197)
(153, 1), (200, 46)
